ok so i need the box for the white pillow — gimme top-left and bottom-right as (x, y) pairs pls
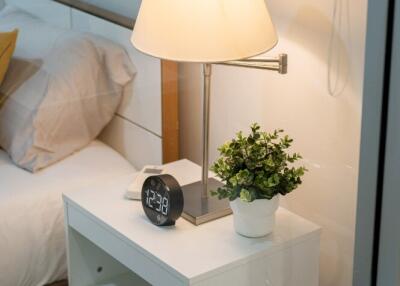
(0, 6), (136, 172)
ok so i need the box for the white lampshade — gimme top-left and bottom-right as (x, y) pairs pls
(131, 0), (278, 63)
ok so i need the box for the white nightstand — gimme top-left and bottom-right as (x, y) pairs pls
(63, 159), (321, 286)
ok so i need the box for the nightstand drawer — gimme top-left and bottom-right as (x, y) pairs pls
(66, 202), (187, 286)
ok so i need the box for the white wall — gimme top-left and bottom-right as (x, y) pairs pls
(179, 1), (367, 286)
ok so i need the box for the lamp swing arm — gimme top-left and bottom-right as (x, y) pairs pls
(219, 53), (288, 74)
(200, 53), (288, 198)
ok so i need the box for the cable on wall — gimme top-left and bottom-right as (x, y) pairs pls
(327, 0), (351, 97)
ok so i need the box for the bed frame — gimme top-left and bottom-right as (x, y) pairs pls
(5, 0), (179, 169)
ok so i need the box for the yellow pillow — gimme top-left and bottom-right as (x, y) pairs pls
(0, 29), (18, 86)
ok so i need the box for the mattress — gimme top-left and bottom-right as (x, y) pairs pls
(0, 140), (135, 286)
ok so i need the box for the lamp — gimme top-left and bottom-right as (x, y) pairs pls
(131, 0), (287, 225)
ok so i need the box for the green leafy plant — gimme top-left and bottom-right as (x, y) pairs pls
(211, 123), (307, 203)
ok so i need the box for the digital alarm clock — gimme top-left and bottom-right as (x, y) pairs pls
(141, 174), (184, 226)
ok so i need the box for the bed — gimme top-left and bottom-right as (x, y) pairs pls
(0, 0), (179, 285)
(0, 141), (135, 286)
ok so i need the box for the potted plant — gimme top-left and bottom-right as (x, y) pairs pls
(211, 123), (307, 238)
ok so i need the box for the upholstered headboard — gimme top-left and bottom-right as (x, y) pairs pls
(4, 0), (179, 169)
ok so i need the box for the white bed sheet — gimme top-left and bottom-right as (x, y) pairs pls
(0, 140), (135, 286)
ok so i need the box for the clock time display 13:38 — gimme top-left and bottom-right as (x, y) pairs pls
(141, 174), (184, 226)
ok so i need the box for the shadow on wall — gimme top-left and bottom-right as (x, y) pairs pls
(286, 3), (351, 97)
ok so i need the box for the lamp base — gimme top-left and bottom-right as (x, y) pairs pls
(181, 178), (232, 225)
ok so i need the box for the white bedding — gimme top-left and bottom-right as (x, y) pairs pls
(0, 141), (135, 286)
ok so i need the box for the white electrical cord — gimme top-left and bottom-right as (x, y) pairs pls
(327, 0), (351, 97)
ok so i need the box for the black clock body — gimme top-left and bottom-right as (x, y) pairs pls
(141, 174), (184, 226)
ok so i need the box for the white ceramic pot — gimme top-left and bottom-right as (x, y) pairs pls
(230, 196), (279, 238)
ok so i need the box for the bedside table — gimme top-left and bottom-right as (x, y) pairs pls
(63, 159), (321, 286)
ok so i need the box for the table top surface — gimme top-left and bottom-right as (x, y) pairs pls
(63, 159), (321, 282)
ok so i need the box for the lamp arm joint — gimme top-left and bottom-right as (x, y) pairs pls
(218, 53), (288, 74)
